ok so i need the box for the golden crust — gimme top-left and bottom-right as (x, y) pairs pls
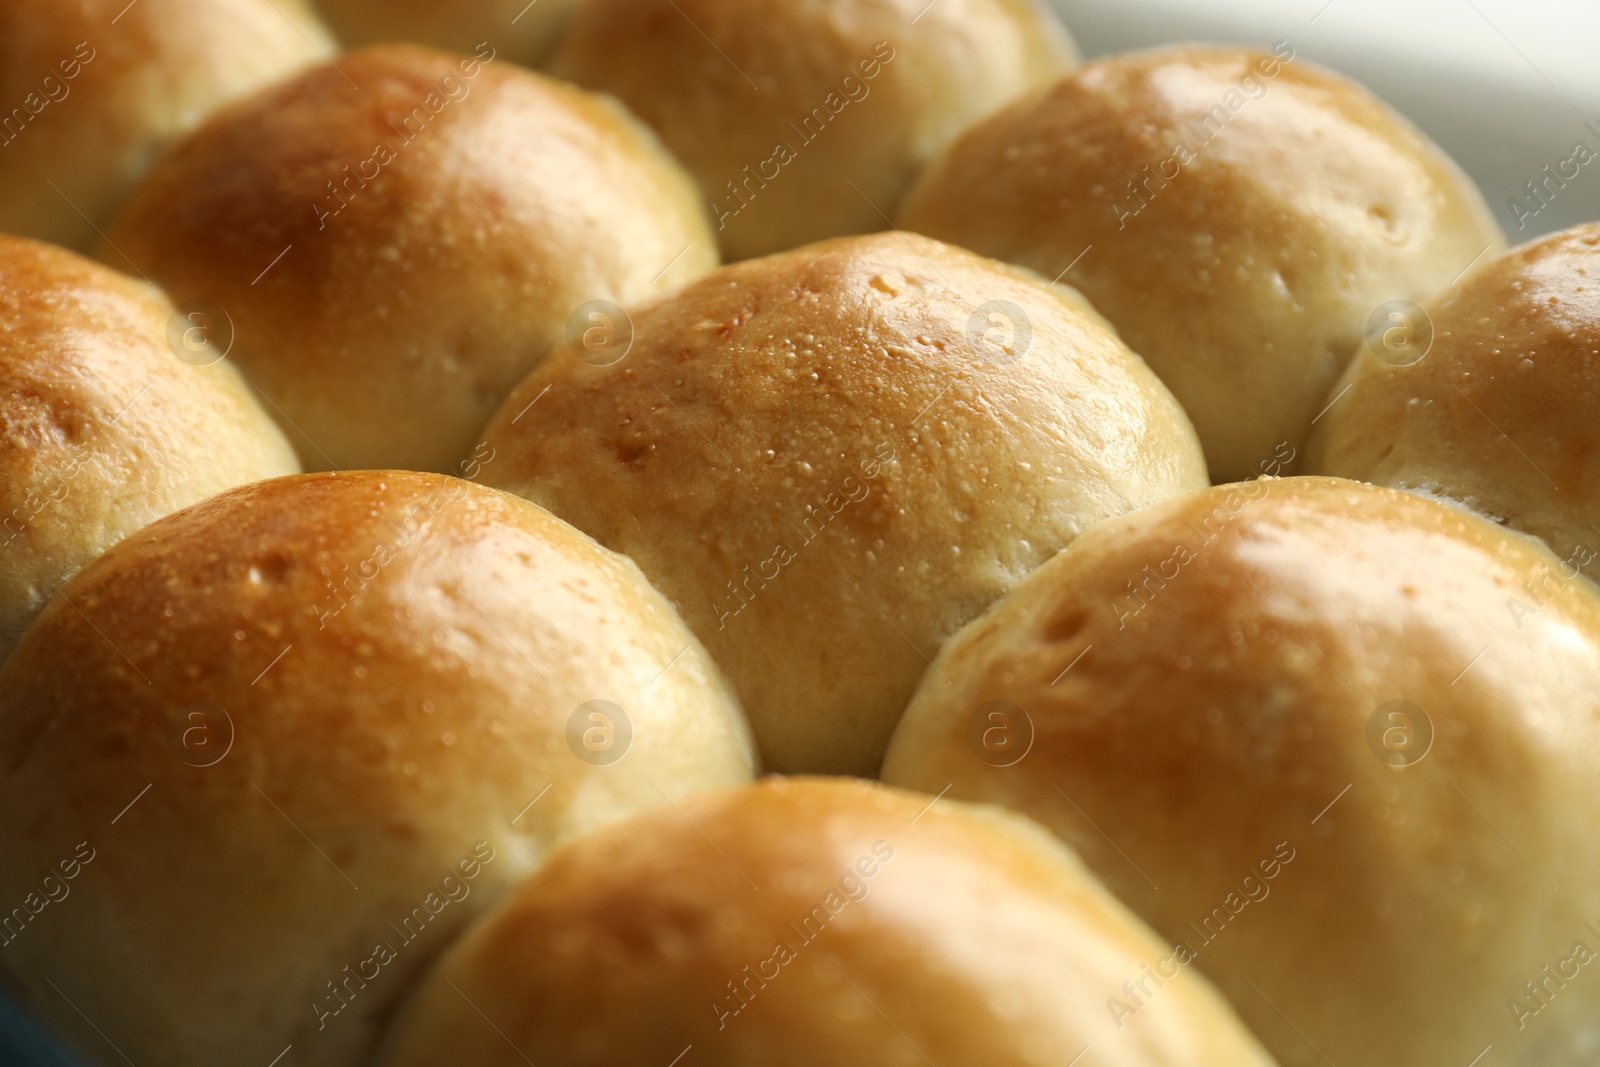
(900, 45), (1505, 482)
(375, 776), (1277, 1066)
(479, 232), (1207, 775)
(0, 0), (333, 249)
(883, 476), (1600, 1067)
(315, 0), (581, 68)
(0, 470), (756, 1067)
(553, 0), (1075, 260)
(102, 43), (717, 474)
(1308, 222), (1600, 560)
(0, 233), (298, 660)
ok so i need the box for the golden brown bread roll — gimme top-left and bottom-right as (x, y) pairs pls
(1308, 222), (1600, 562)
(478, 232), (1208, 776)
(0, 0), (334, 250)
(0, 470), (755, 1067)
(0, 234), (298, 662)
(101, 43), (716, 474)
(552, 0), (1075, 260)
(313, 0), (579, 68)
(899, 45), (1505, 482)
(882, 476), (1600, 1067)
(374, 776), (1278, 1066)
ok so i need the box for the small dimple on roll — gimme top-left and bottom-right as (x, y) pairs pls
(373, 776), (1279, 1067)
(553, 0), (1076, 260)
(1308, 221), (1600, 563)
(883, 476), (1600, 1067)
(900, 44), (1505, 483)
(0, 233), (299, 662)
(478, 231), (1209, 777)
(101, 43), (718, 475)
(0, 469), (756, 1067)
(0, 0), (334, 250)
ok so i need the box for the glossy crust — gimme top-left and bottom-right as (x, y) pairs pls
(900, 45), (1505, 482)
(0, 471), (756, 1067)
(1308, 222), (1600, 561)
(314, 0), (580, 68)
(374, 776), (1278, 1067)
(479, 233), (1208, 775)
(0, 0), (333, 249)
(553, 0), (1075, 260)
(0, 234), (298, 661)
(102, 43), (717, 474)
(883, 477), (1600, 1067)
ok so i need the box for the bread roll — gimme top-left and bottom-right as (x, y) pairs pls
(0, 234), (298, 662)
(478, 232), (1207, 775)
(900, 45), (1505, 482)
(552, 0), (1075, 260)
(882, 477), (1600, 1067)
(313, 0), (579, 69)
(0, 0), (333, 250)
(102, 43), (717, 474)
(1308, 222), (1600, 562)
(374, 776), (1277, 1066)
(0, 470), (756, 1067)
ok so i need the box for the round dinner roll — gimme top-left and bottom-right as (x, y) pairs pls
(899, 45), (1505, 482)
(374, 776), (1277, 1067)
(1308, 222), (1600, 563)
(0, 234), (298, 662)
(0, 470), (756, 1067)
(882, 477), (1600, 1067)
(101, 44), (716, 474)
(478, 232), (1208, 776)
(552, 0), (1076, 260)
(313, 0), (579, 69)
(0, 0), (333, 250)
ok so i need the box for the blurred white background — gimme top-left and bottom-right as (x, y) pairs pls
(1048, 0), (1600, 239)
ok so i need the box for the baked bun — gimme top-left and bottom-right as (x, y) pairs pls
(478, 232), (1207, 776)
(0, 234), (298, 661)
(552, 0), (1075, 260)
(313, 0), (579, 68)
(0, 0), (333, 250)
(0, 470), (755, 1067)
(882, 477), (1600, 1067)
(101, 43), (716, 474)
(1308, 222), (1600, 561)
(374, 776), (1277, 1066)
(900, 45), (1505, 482)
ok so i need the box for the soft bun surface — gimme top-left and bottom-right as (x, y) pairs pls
(0, 234), (298, 661)
(374, 776), (1278, 1066)
(1308, 222), (1600, 561)
(900, 45), (1505, 482)
(102, 43), (716, 474)
(883, 476), (1600, 1067)
(479, 232), (1207, 776)
(0, 0), (333, 250)
(553, 0), (1075, 259)
(312, 0), (579, 68)
(0, 470), (755, 1067)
